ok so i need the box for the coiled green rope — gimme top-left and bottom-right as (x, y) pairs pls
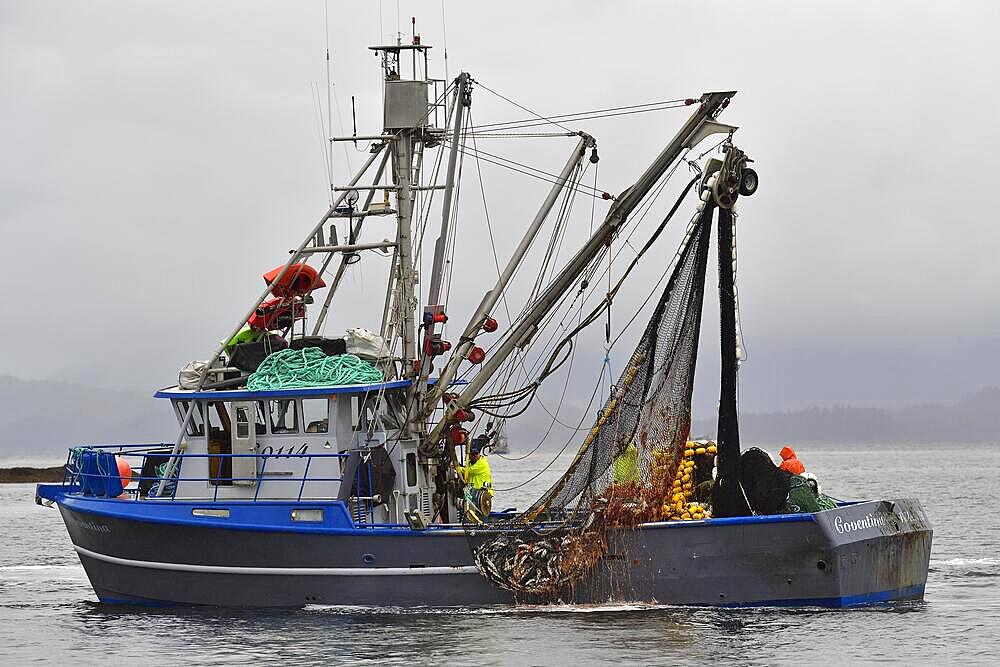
(246, 348), (384, 391)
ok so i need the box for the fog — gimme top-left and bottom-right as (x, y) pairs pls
(2, 1), (998, 434)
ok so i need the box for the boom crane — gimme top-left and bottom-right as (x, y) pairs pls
(425, 91), (738, 455)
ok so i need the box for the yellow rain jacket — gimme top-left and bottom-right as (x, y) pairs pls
(457, 455), (492, 490)
(613, 443), (640, 484)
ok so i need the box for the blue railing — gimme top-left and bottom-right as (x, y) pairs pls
(61, 444), (365, 506)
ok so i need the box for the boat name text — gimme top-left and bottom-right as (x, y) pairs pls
(834, 512), (889, 535)
(76, 519), (111, 534)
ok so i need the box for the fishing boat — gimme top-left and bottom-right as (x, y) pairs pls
(35, 34), (931, 608)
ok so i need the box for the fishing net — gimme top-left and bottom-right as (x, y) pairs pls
(465, 202), (716, 600)
(712, 207), (752, 517)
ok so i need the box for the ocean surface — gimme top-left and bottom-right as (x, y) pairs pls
(1, 441), (998, 665)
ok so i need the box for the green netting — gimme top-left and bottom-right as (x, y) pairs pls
(246, 348), (383, 390)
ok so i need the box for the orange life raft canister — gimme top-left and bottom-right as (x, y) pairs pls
(263, 263), (326, 298)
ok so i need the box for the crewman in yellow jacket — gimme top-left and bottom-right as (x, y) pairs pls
(457, 435), (494, 521)
(457, 435), (493, 490)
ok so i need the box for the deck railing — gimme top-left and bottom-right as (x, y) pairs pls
(60, 445), (383, 513)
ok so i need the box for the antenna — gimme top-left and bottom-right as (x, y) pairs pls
(324, 0), (334, 204)
(441, 0), (450, 83)
(351, 95), (358, 148)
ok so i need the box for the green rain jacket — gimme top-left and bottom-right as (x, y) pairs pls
(613, 444), (641, 484)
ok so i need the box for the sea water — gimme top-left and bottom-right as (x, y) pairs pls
(1, 442), (997, 665)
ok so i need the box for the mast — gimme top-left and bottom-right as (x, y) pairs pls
(411, 72), (470, 424)
(426, 91), (738, 449)
(366, 39), (441, 439)
(392, 132), (418, 381)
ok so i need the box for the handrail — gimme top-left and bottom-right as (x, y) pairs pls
(63, 446), (352, 505)
(61, 445), (402, 529)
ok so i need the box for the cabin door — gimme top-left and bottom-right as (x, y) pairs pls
(230, 401), (259, 487)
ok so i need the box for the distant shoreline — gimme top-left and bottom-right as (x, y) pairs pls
(0, 466), (64, 483)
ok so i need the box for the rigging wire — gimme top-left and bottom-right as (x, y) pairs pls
(311, 82), (333, 200)
(469, 173), (701, 417)
(467, 132), (578, 139)
(465, 112), (586, 444)
(471, 98), (692, 131)
(324, 0), (335, 195)
(474, 81), (574, 133)
(479, 147), (662, 393)
(453, 159), (596, 394)
(464, 147), (681, 403)
(470, 104), (692, 134)
(440, 138), (608, 199)
(439, 112), (471, 319)
(495, 291), (587, 461)
(492, 360), (609, 491)
(412, 79), (702, 454)
(470, 112), (513, 327)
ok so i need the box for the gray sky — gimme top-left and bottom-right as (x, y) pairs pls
(2, 0), (999, 425)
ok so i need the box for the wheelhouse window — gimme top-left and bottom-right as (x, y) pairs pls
(175, 400), (205, 437)
(206, 402), (231, 438)
(303, 398), (330, 433)
(254, 401), (267, 435)
(269, 399), (298, 434)
(352, 390), (405, 433)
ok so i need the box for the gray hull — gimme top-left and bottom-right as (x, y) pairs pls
(51, 495), (931, 608)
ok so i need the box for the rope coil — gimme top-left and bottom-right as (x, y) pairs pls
(246, 348), (383, 391)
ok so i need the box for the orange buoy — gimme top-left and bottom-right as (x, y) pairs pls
(115, 455), (133, 486)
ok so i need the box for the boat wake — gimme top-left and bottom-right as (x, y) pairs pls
(304, 602), (673, 615)
(0, 564), (84, 573)
(929, 557), (1000, 579)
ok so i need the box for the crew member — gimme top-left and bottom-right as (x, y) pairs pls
(613, 442), (641, 484)
(457, 435), (493, 491)
(457, 435), (494, 520)
(778, 445), (806, 474)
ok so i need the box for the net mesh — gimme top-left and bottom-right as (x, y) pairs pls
(465, 203), (715, 600)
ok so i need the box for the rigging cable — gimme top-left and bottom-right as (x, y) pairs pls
(470, 104), (692, 134)
(492, 359), (609, 491)
(472, 98), (692, 132)
(466, 150), (677, 401)
(494, 291), (587, 461)
(439, 111), (471, 321)
(311, 82), (333, 202)
(324, 0), (336, 193)
(468, 173), (701, 414)
(440, 138), (608, 199)
(474, 81), (574, 133)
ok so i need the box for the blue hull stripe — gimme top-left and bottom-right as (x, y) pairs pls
(94, 586), (926, 609)
(718, 584), (926, 608)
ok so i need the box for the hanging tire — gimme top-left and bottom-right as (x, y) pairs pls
(739, 168), (759, 197)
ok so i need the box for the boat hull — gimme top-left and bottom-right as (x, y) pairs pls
(39, 487), (931, 608)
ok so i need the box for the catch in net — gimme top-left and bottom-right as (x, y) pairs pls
(465, 201), (716, 601)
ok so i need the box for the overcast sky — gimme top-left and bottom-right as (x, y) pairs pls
(2, 1), (999, 427)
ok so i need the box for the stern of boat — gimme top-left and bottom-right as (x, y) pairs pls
(811, 497), (932, 605)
